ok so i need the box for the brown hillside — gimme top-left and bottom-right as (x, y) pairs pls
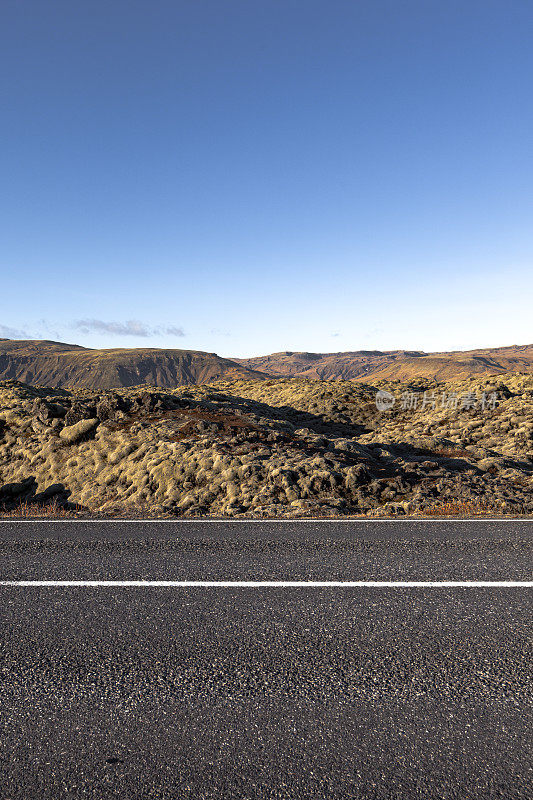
(234, 350), (424, 379)
(0, 340), (267, 389)
(2, 339), (532, 390)
(236, 344), (533, 381)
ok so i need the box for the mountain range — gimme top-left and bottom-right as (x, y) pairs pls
(0, 338), (532, 389)
(235, 344), (533, 381)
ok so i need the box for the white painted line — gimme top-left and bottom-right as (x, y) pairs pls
(1, 580), (531, 588)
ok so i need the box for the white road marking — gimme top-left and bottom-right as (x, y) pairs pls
(1, 580), (531, 588)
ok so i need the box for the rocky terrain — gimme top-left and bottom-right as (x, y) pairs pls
(0, 373), (532, 517)
(236, 344), (533, 381)
(0, 339), (266, 389)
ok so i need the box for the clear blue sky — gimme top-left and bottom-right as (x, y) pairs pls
(1, 0), (532, 356)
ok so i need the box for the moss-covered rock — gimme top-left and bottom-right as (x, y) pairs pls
(0, 374), (531, 516)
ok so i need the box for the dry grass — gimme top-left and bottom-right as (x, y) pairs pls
(420, 499), (508, 516)
(432, 447), (472, 458)
(104, 407), (260, 442)
(0, 498), (83, 518)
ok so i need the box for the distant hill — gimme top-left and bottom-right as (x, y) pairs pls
(235, 345), (533, 381)
(1, 339), (532, 390)
(0, 339), (267, 389)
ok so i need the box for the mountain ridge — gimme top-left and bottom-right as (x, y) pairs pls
(0, 339), (267, 389)
(235, 344), (533, 382)
(0, 339), (532, 389)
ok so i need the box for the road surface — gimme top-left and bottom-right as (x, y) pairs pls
(0, 519), (531, 798)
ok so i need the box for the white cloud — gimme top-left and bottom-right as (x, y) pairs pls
(0, 323), (31, 339)
(72, 319), (185, 337)
(164, 325), (185, 337)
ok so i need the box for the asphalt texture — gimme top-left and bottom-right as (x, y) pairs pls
(0, 519), (531, 799)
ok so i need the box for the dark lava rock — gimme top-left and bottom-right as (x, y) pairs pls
(64, 403), (97, 426)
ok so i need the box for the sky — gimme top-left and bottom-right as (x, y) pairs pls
(1, 0), (532, 357)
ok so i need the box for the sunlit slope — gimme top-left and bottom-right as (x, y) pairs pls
(0, 340), (267, 389)
(236, 345), (533, 381)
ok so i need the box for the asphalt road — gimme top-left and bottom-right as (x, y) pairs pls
(0, 519), (531, 799)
